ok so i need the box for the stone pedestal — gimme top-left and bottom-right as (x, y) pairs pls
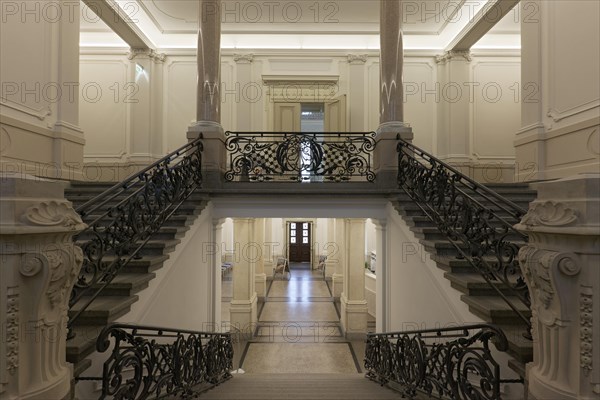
(187, 122), (226, 188)
(0, 174), (86, 399)
(374, 124), (413, 188)
(515, 174), (600, 399)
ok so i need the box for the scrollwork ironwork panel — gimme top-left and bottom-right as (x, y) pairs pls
(224, 132), (376, 182)
(93, 324), (233, 399)
(68, 139), (203, 333)
(397, 139), (531, 332)
(365, 325), (520, 399)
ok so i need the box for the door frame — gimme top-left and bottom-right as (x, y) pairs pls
(282, 218), (318, 268)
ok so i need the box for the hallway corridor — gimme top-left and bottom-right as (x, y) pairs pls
(226, 263), (366, 374)
(203, 263), (403, 399)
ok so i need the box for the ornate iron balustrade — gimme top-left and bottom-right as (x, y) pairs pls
(365, 325), (522, 399)
(68, 138), (203, 334)
(224, 131), (376, 182)
(78, 323), (233, 399)
(397, 139), (531, 333)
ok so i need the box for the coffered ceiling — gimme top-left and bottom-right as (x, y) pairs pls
(80, 0), (520, 50)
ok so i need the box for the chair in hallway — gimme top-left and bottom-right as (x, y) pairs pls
(273, 257), (291, 280)
(316, 255), (327, 278)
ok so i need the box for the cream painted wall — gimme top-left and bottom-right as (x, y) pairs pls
(515, 0), (600, 181)
(78, 50), (523, 182)
(1, 3), (84, 180)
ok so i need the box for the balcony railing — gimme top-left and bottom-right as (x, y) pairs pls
(78, 323), (233, 399)
(224, 131), (376, 182)
(365, 324), (522, 399)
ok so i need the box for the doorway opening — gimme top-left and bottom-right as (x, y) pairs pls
(288, 221), (311, 265)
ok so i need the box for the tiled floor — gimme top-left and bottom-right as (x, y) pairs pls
(222, 263), (367, 374)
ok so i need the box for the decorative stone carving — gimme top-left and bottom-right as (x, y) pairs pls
(22, 200), (83, 229)
(520, 201), (578, 227)
(519, 247), (554, 309)
(127, 48), (166, 63)
(46, 246), (82, 309)
(435, 50), (472, 64)
(580, 289), (593, 374)
(5, 290), (18, 375)
(347, 54), (368, 64)
(233, 53), (254, 64)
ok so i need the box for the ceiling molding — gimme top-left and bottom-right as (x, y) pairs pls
(447, 0), (520, 51)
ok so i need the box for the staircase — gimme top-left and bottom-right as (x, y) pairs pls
(64, 181), (209, 377)
(200, 373), (417, 400)
(393, 182), (536, 377)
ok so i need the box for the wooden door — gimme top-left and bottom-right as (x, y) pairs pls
(275, 103), (301, 131)
(288, 222), (311, 262)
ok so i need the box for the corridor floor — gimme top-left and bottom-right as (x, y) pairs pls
(222, 263), (367, 374)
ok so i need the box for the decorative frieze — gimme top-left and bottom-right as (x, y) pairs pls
(21, 200), (83, 229)
(580, 288), (593, 374)
(5, 289), (18, 375)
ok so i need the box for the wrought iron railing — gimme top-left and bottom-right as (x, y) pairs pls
(78, 323), (233, 399)
(397, 138), (531, 333)
(365, 324), (522, 399)
(224, 131), (376, 182)
(68, 138), (203, 334)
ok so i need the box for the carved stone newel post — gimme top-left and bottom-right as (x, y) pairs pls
(515, 174), (600, 400)
(1, 174), (86, 399)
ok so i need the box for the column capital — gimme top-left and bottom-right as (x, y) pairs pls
(128, 48), (166, 63)
(347, 54), (369, 64)
(435, 50), (472, 64)
(233, 53), (254, 64)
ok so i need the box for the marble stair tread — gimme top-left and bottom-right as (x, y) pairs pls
(96, 254), (170, 273)
(444, 272), (522, 296)
(460, 295), (531, 322)
(91, 272), (156, 296)
(200, 373), (412, 400)
(66, 325), (105, 363)
(80, 213), (196, 226)
(69, 295), (139, 325)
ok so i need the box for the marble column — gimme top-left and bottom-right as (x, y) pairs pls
(375, 0), (412, 187)
(187, 0), (225, 188)
(254, 218), (267, 299)
(515, 174), (600, 399)
(230, 218), (258, 334)
(211, 218), (226, 331)
(331, 218), (346, 299)
(0, 174), (86, 399)
(340, 219), (368, 339)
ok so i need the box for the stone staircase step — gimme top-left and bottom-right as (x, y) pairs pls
(460, 295), (531, 325)
(66, 325), (104, 365)
(73, 359), (93, 379)
(69, 295), (139, 326)
(497, 324), (534, 364)
(200, 373), (406, 400)
(81, 213), (196, 227)
(444, 272), (519, 297)
(92, 272), (156, 296)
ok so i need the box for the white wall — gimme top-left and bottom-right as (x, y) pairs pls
(79, 50), (522, 182)
(515, 0), (600, 181)
(385, 203), (481, 331)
